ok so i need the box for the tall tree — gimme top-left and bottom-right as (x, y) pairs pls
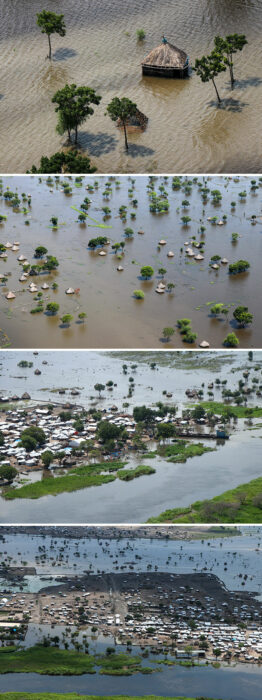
(52, 83), (101, 143)
(36, 10), (66, 60)
(214, 34), (248, 88)
(106, 97), (137, 151)
(194, 50), (227, 103)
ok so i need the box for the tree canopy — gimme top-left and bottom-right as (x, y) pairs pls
(36, 10), (66, 59)
(29, 151), (96, 174)
(52, 84), (101, 143)
(106, 97), (137, 150)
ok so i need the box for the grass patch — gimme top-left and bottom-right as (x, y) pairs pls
(193, 401), (262, 418)
(159, 440), (215, 463)
(4, 462), (126, 501)
(117, 465), (156, 481)
(0, 646), (149, 677)
(148, 477), (262, 523)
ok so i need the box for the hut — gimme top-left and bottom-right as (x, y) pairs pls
(22, 392), (31, 400)
(142, 36), (189, 78)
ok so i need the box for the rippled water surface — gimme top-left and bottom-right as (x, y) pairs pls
(1, 175), (261, 349)
(0, 0), (262, 173)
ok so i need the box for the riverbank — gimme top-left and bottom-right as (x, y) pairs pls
(148, 476), (262, 523)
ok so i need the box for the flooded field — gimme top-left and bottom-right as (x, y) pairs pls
(1, 0), (262, 173)
(0, 348), (250, 409)
(1, 527), (261, 595)
(0, 175), (261, 349)
(1, 349), (262, 523)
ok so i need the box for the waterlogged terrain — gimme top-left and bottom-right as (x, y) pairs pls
(0, 527), (261, 596)
(1, 0), (262, 173)
(0, 176), (261, 349)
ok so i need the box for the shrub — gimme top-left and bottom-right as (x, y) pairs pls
(140, 265), (154, 279)
(223, 332), (239, 347)
(229, 259), (250, 274)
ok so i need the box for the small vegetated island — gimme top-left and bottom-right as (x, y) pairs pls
(1, 350), (262, 523)
(0, 175), (260, 349)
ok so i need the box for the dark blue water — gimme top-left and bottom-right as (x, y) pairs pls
(0, 664), (261, 700)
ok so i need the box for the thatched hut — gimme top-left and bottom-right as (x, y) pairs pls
(142, 36), (189, 78)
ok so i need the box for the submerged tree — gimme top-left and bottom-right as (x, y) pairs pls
(36, 10), (66, 60)
(106, 97), (137, 151)
(194, 50), (227, 103)
(233, 306), (253, 327)
(52, 83), (101, 143)
(214, 34), (248, 88)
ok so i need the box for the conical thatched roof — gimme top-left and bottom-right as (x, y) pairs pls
(142, 38), (188, 70)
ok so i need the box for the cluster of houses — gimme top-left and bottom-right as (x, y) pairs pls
(0, 393), (231, 476)
(0, 570), (261, 663)
(0, 404), (138, 471)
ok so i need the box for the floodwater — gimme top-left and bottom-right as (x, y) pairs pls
(0, 348), (254, 409)
(1, 665), (262, 700)
(1, 175), (262, 349)
(1, 528), (261, 595)
(1, 349), (262, 523)
(1, 0), (262, 173)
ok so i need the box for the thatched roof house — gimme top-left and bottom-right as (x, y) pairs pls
(142, 36), (189, 78)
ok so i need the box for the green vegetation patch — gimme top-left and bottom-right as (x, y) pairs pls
(0, 646), (151, 677)
(4, 462), (126, 500)
(159, 440), (215, 463)
(117, 465), (156, 481)
(148, 477), (262, 524)
(193, 402), (262, 418)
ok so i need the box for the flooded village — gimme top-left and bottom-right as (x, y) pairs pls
(0, 175), (261, 349)
(1, 349), (262, 523)
(0, 527), (262, 669)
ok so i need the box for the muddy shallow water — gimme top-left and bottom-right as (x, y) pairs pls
(0, 175), (261, 349)
(1, 0), (262, 173)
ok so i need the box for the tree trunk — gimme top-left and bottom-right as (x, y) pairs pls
(67, 128), (71, 142)
(212, 77), (221, 104)
(229, 53), (234, 88)
(123, 121), (128, 151)
(48, 34), (52, 60)
(75, 124), (78, 144)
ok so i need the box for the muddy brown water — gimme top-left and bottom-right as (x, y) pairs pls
(0, 0), (262, 173)
(0, 175), (261, 349)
